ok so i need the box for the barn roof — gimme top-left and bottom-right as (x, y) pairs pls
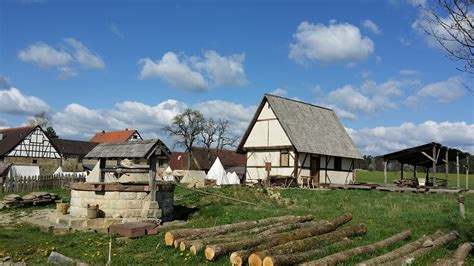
(0, 126), (37, 156)
(238, 94), (363, 159)
(85, 139), (170, 159)
(90, 129), (141, 143)
(381, 142), (470, 167)
(52, 138), (99, 156)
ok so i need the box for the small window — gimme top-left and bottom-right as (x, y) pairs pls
(280, 150), (289, 167)
(334, 157), (342, 171)
(32, 159), (38, 164)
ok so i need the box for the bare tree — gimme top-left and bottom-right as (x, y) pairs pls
(200, 118), (218, 162)
(163, 109), (205, 170)
(28, 112), (51, 128)
(418, 0), (473, 87)
(215, 118), (239, 152)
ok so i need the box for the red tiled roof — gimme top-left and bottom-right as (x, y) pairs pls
(90, 130), (138, 143)
(169, 152), (189, 170)
(168, 147), (246, 171)
(0, 126), (37, 156)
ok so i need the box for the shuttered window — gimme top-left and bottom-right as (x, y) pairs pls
(280, 150), (289, 167)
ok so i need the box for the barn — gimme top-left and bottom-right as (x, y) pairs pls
(237, 94), (362, 185)
(0, 125), (61, 175)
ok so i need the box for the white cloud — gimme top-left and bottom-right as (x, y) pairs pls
(0, 87), (50, 115)
(110, 23), (125, 39)
(139, 50), (247, 90)
(362, 20), (382, 34)
(139, 52), (208, 90)
(399, 37), (412, 46)
(270, 88), (288, 97)
(64, 38), (105, 69)
(348, 121), (474, 155)
(18, 38), (105, 78)
(406, 76), (464, 106)
(399, 69), (418, 76)
(18, 43), (72, 67)
(289, 21), (375, 64)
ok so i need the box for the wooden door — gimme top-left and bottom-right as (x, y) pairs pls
(310, 156), (320, 186)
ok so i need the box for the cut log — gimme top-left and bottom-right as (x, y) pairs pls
(262, 238), (352, 266)
(205, 213), (352, 261)
(190, 221), (322, 255)
(165, 215), (300, 245)
(244, 224), (367, 266)
(357, 230), (444, 266)
(384, 231), (458, 266)
(432, 242), (473, 266)
(300, 230), (412, 266)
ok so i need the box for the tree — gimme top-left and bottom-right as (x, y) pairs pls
(418, 0), (473, 87)
(27, 112), (51, 128)
(215, 118), (239, 151)
(200, 118), (219, 163)
(45, 126), (58, 139)
(163, 109), (205, 170)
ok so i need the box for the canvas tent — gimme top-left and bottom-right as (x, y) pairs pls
(180, 170), (207, 187)
(226, 171), (240, 185)
(207, 157), (230, 185)
(162, 166), (175, 181)
(53, 166), (87, 177)
(86, 161), (119, 183)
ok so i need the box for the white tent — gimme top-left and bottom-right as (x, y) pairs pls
(207, 157), (229, 185)
(226, 171), (240, 185)
(53, 166), (87, 177)
(162, 166), (175, 182)
(180, 170), (206, 187)
(8, 165), (40, 178)
(86, 161), (119, 183)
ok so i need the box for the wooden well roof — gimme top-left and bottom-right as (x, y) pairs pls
(85, 139), (170, 159)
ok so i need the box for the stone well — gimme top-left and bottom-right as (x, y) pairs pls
(69, 183), (174, 222)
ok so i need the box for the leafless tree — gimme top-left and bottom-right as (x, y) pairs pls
(200, 118), (218, 162)
(28, 112), (51, 128)
(163, 109), (205, 170)
(215, 118), (239, 151)
(418, 0), (473, 88)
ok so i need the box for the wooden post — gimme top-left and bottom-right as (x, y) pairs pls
(383, 160), (388, 185)
(400, 163), (404, 180)
(466, 156), (470, 190)
(445, 149), (449, 187)
(432, 145), (437, 186)
(293, 151), (299, 180)
(456, 152), (460, 189)
(458, 195), (465, 219)
(149, 156), (157, 201)
(414, 165), (417, 178)
(99, 158), (106, 183)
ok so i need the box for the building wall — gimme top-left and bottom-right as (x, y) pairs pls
(4, 156), (61, 175)
(61, 156), (85, 172)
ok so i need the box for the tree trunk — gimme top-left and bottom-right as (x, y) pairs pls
(385, 231), (458, 266)
(164, 215), (301, 246)
(190, 221), (321, 255)
(205, 213), (352, 261)
(262, 238), (352, 266)
(300, 230), (412, 266)
(432, 242), (473, 266)
(245, 224), (367, 266)
(357, 231), (444, 266)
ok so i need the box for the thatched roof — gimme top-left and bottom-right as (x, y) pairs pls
(238, 94), (362, 159)
(85, 139), (170, 159)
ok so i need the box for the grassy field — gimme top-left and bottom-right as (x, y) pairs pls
(356, 170), (474, 190)
(0, 185), (473, 265)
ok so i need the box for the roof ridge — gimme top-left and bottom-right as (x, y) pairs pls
(0, 125), (37, 132)
(264, 93), (333, 111)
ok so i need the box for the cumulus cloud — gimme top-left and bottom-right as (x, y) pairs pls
(138, 50), (247, 90)
(53, 98), (255, 144)
(362, 20), (382, 34)
(18, 38), (105, 78)
(348, 121), (474, 155)
(270, 88), (288, 97)
(289, 21), (375, 64)
(406, 76), (464, 106)
(0, 87), (50, 115)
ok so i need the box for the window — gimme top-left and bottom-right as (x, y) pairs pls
(280, 150), (289, 167)
(32, 159), (38, 164)
(334, 157), (342, 171)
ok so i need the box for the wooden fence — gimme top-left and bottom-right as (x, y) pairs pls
(0, 173), (86, 193)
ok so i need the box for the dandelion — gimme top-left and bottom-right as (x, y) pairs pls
(186, 253), (190, 256)
(179, 252), (183, 256)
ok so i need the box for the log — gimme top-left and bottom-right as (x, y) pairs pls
(190, 221), (322, 255)
(432, 242), (473, 266)
(300, 230), (412, 266)
(357, 231), (444, 266)
(262, 238), (352, 266)
(205, 213), (352, 261)
(385, 231), (458, 265)
(245, 224), (367, 266)
(164, 215), (299, 245)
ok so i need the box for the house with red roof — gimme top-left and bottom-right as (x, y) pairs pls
(90, 129), (142, 143)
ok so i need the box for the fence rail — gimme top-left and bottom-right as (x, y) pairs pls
(1, 174), (86, 193)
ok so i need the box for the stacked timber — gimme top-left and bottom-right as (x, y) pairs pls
(1, 192), (59, 209)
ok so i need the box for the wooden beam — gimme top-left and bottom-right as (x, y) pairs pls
(466, 156), (470, 190)
(445, 149), (449, 187)
(400, 163), (404, 180)
(421, 151), (435, 162)
(149, 156), (157, 201)
(297, 153), (309, 177)
(293, 151), (299, 179)
(456, 152), (460, 189)
(99, 158), (106, 183)
(432, 145), (437, 186)
(384, 160), (388, 185)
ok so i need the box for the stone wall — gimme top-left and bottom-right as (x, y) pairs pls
(61, 156), (84, 172)
(4, 157), (61, 175)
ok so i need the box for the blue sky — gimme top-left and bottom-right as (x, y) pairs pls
(1, 0), (473, 154)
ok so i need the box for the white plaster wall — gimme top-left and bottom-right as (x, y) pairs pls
(322, 170), (353, 184)
(258, 102), (276, 120)
(245, 167), (294, 182)
(244, 121), (268, 147)
(247, 151), (295, 167)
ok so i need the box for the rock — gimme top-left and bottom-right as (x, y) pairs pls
(423, 239), (434, 247)
(47, 252), (76, 265)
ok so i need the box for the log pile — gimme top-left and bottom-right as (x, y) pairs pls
(1, 192), (59, 209)
(163, 214), (470, 265)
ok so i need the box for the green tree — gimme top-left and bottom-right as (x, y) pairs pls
(45, 126), (58, 139)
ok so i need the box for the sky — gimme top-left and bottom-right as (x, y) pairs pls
(0, 0), (473, 155)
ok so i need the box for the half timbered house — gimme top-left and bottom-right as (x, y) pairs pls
(237, 94), (362, 185)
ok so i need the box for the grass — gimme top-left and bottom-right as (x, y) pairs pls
(0, 185), (473, 265)
(356, 170), (474, 190)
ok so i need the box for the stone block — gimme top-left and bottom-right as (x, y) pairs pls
(119, 192), (137, 200)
